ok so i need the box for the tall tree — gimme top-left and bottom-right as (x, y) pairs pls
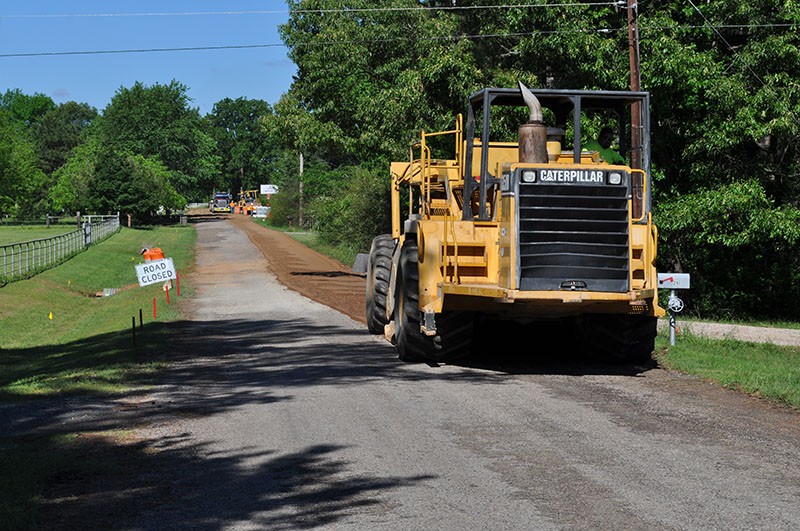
(207, 97), (277, 194)
(0, 89), (55, 126)
(31, 101), (98, 175)
(49, 138), (99, 215)
(0, 109), (48, 218)
(97, 80), (221, 201)
(280, 0), (480, 164)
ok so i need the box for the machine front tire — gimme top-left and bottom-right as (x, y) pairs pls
(394, 241), (475, 363)
(366, 234), (394, 334)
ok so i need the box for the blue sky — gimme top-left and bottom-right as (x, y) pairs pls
(0, 1), (297, 116)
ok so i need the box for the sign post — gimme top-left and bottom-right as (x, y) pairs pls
(658, 273), (690, 346)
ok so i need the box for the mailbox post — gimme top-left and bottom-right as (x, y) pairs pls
(657, 273), (691, 346)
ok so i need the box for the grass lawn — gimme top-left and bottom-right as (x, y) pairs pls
(0, 225), (80, 246)
(655, 333), (800, 410)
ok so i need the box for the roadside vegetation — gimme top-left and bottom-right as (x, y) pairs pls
(0, 224), (194, 529)
(655, 336), (800, 410)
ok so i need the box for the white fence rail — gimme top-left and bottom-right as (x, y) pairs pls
(1, 215), (120, 284)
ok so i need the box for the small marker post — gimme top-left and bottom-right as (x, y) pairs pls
(153, 297), (157, 319)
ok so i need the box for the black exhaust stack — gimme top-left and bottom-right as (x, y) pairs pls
(518, 82), (549, 164)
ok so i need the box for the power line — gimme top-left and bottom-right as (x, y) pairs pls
(0, 44), (284, 58)
(0, 27), (633, 59)
(0, 4), (618, 19)
(0, 21), (793, 59)
(686, 0), (766, 86)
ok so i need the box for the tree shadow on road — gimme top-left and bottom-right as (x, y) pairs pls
(3, 316), (448, 529)
(35, 435), (433, 530)
(3, 313), (654, 529)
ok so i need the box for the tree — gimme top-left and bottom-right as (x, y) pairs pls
(89, 146), (185, 223)
(31, 101), (98, 175)
(657, 180), (800, 319)
(280, 0), (480, 164)
(0, 89), (55, 126)
(207, 97), (277, 194)
(0, 109), (48, 218)
(49, 138), (100, 214)
(97, 80), (221, 201)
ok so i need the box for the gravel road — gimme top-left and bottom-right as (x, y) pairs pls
(28, 215), (800, 530)
(663, 319), (800, 347)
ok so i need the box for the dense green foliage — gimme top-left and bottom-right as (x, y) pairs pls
(0, 108), (48, 218)
(207, 97), (279, 194)
(96, 81), (221, 206)
(1, 1), (798, 320)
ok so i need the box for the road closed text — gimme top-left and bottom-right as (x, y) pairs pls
(135, 258), (177, 287)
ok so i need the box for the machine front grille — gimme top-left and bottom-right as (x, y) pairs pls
(518, 182), (629, 292)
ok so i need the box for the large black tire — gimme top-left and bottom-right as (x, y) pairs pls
(581, 314), (657, 364)
(395, 240), (475, 363)
(366, 234), (394, 334)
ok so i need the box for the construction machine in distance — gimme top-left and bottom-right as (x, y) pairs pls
(240, 189), (259, 215)
(210, 191), (233, 213)
(365, 83), (664, 364)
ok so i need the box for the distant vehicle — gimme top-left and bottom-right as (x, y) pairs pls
(210, 191), (233, 213)
(239, 189), (259, 215)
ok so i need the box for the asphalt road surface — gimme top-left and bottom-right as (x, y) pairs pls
(45, 214), (800, 530)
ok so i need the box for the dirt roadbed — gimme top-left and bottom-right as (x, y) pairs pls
(224, 213), (367, 325)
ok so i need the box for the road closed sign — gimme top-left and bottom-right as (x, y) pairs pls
(135, 258), (176, 287)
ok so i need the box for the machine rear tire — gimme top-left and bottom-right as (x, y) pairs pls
(395, 240), (475, 363)
(581, 314), (657, 364)
(366, 234), (394, 334)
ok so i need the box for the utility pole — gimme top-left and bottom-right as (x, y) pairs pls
(627, 0), (643, 218)
(298, 152), (304, 227)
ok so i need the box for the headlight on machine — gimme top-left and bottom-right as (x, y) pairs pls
(522, 170), (537, 183)
(607, 171), (623, 185)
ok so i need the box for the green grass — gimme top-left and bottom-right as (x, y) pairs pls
(0, 223), (195, 528)
(0, 225), (79, 246)
(655, 332), (800, 410)
(0, 225), (194, 360)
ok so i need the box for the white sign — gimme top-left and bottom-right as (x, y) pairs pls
(135, 258), (177, 287)
(260, 184), (279, 195)
(658, 273), (691, 289)
(253, 206), (271, 219)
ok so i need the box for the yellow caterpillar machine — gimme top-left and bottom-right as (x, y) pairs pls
(240, 189), (259, 215)
(366, 83), (664, 363)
